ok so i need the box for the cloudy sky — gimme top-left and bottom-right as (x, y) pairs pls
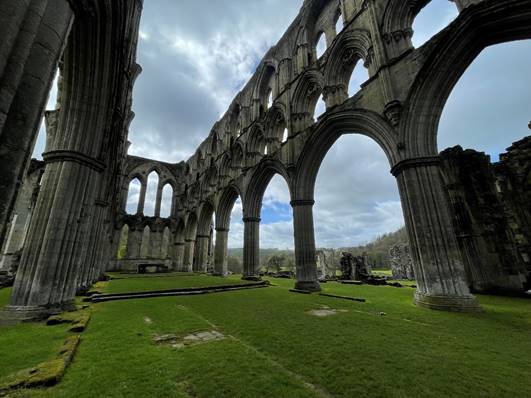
(35, 1), (531, 249)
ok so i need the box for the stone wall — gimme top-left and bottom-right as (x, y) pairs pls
(0, 160), (44, 274)
(440, 137), (531, 294)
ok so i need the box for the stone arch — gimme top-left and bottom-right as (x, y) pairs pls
(323, 29), (373, 106)
(160, 183), (173, 218)
(125, 177), (142, 214)
(197, 200), (215, 236)
(290, 69), (324, 133)
(247, 124), (267, 161)
(381, 0), (429, 58)
(402, 1), (531, 158)
(294, 108), (399, 201)
(264, 104), (288, 146)
(219, 153), (232, 180)
(254, 62), (277, 116)
(216, 185), (243, 231)
(231, 142), (245, 170)
(244, 159), (292, 219)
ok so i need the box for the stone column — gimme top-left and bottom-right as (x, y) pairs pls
(194, 235), (210, 273)
(137, 180), (147, 214)
(183, 238), (195, 272)
(213, 228), (229, 276)
(173, 242), (185, 271)
(391, 157), (482, 312)
(291, 200), (321, 291)
(154, 183), (163, 217)
(242, 217), (261, 280)
(0, 0), (73, 247)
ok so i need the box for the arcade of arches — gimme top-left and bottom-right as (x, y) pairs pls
(1, 0), (531, 321)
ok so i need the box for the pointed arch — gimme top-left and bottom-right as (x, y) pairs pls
(324, 29), (372, 98)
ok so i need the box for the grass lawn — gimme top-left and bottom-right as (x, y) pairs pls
(0, 288), (73, 381)
(1, 276), (531, 397)
(101, 274), (252, 294)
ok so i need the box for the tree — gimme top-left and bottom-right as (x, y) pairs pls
(227, 256), (242, 274)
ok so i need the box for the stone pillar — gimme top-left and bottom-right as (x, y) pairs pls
(137, 180), (147, 214)
(154, 183), (163, 217)
(173, 242), (185, 271)
(391, 157), (482, 312)
(213, 228), (229, 276)
(0, 0), (73, 247)
(291, 200), (321, 291)
(242, 217), (261, 280)
(194, 235), (210, 273)
(183, 238), (195, 272)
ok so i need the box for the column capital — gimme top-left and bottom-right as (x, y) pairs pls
(215, 228), (229, 232)
(43, 150), (106, 172)
(290, 199), (315, 207)
(196, 234), (210, 239)
(390, 156), (440, 177)
(185, 238), (195, 243)
(243, 217), (261, 223)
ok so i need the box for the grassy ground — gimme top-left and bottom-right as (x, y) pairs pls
(1, 276), (531, 397)
(0, 288), (72, 381)
(102, 273), (251, 294)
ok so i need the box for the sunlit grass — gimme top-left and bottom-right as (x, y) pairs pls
(1, 276), (530, 397)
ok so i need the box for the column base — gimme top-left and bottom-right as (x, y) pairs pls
(294, 280), (321, 292)
(211, 272), (228, 278)
(242, 275), (262, 282)
(414, 291), (483, 313)
(0, 301), (76, 324)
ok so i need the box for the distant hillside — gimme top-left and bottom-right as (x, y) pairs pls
(227, 227), (408, 269)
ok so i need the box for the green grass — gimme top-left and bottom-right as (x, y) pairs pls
(0, 288), (71, 381)
(2, 276), (531, 397)
(0, 287), (11, 309)
(101, 274), (252, 294)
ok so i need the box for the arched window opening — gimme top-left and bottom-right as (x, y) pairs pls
(125, 178), (141, 214)
(116, 225), (129, 260)
(348, 62), (370, 97)
(32, 69), (60, 160)
(314, 95), (326, 120)
(264, 145), (269, 155)
(267, 89), (273, 109)
(160, 184), (173, 218)
(227, 197), (244, 274)
(436, 40), (531, 294)
(316, 32), (327, 59)
(144, 171), (159, 216)
(282, 128), (288, 143)
(439, 40), (531, 159)
(236, 124), (242, 138)
(260, 175), (294, 273)
(335, 13), (344, 36)
(412, 1), (458, 48)
(314, 135), (405, 275)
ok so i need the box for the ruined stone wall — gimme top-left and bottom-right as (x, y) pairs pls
(440, 137), (531, 294)
(0, 160), (45, 274)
